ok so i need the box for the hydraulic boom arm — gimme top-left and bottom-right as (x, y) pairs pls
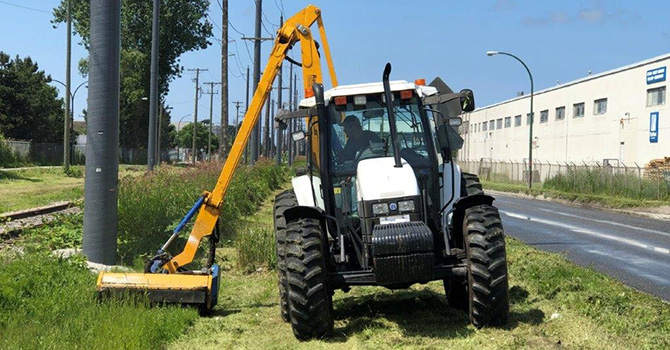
(163, 5), (337, 273)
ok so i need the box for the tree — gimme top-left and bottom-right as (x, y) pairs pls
(177, 122), (219, 153)
(52, 0), (213, 149)
(0, 52), (65, 142)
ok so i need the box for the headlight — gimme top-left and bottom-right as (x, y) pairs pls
(398, 200), (415, 212)
(372, 203), (389, 215)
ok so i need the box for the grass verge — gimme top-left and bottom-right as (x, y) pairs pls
(0, 167), (84, 214)
(0, 253), (197, 350)
(482, 181), (670, 209)
(167, 194), (670, 350)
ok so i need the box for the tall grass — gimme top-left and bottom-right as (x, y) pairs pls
(0, 253), (197, 349)
(117, 159), (289, 266)
(544, 168), (670, 201)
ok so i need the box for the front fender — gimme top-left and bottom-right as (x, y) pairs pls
(452, 193), (495, 212)
(283, 205), (326, 224)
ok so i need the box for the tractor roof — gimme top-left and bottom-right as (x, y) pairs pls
(299, 80), (438, 108)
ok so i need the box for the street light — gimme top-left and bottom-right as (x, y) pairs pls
(486, 50), (535, 189)
(50, 79), (88, 164)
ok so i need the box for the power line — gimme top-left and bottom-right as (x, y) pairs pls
(0, 0), (50, 14)
(274, 0), (285, 16)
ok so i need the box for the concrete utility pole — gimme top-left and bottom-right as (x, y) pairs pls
(270, 99), (275, 158)
(63, 0), (72, 172)
(275, 17), (285, 165)
(220, 0), (229, 157)
(147, 0), (160, 171)
(188, 68), (207, 164)
(243, 0), (273, 164)
(203, 82), (221, 161)
(83, 0), (121, 265)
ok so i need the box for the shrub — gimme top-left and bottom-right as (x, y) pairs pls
(0, 135), (23, 168)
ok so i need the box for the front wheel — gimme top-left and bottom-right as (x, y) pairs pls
(464, 204), (509, 327)
(285, 218), (334, 340)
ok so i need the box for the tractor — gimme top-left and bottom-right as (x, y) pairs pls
(274, 63), (509, 340)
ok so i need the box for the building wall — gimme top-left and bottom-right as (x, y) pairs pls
(460, 54), (670, 166)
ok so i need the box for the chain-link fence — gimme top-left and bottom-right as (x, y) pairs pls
(457, 159), (670, 201)
(5, 140), (158, 166)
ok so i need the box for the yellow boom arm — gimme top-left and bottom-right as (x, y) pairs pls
(164, 5), (337, 273)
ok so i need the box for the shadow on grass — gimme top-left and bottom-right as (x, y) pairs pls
(0, 171), (40, 182)
(328, 285), (544, 341)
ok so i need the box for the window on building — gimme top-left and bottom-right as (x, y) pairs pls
(526, 112), (533, 125)
(573, 102), (585, 118)
(594, 98), (607, 115)
(504, 116), (511, 128)
(489, 120), (495, 130)
(496, 118), (503, 129)
(514, 115), (521, 127)
(555, 106), (565, 120)
(482, 121), (487, 131)
(540, 110), (549, 123)
(647, 86), (666, 106)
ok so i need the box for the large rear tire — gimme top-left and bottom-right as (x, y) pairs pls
(285, 218), (333, 340)
(464, 204), (509, 327)
(273, 190), (298, 322)
(444, 172), (484, 310)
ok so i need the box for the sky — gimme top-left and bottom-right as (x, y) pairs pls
(1, 0), (669, 127)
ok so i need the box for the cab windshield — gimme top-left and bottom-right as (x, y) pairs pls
(328, 92), (430, 175)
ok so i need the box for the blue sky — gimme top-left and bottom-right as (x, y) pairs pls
(1, 0), (669, 126)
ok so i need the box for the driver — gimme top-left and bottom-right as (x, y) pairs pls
(340, 115), (381, 161)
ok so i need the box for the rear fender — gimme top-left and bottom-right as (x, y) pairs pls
(283, 205), (326, 224)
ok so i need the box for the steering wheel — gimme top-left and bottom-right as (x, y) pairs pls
(355, 146), (375, 161)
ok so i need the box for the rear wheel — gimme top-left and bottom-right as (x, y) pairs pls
(273, 190), (298, 322)
(444, 172), (484, 310)
(285, 218), (333, 340)
(464, 204), (509, 327)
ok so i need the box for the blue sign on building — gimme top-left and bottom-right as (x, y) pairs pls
(647, 67), (666, 84)
(650, 112), (659, 143)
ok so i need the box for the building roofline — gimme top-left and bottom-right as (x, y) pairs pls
(473, 52), (670, 113)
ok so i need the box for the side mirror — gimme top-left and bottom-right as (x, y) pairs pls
(291, 130), (306, 142)
(459, 89), (475, 112)
(448, 117), (462, 127)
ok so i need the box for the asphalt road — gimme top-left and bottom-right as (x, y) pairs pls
(492, 192), (670, 301)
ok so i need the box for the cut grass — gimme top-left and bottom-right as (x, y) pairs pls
(168, 194), (670, 350)
(0, 165), (147, 214)
(482, 181), (670, 209)
(0, 167), (84, 214)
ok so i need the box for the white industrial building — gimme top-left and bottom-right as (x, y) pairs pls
(459, 53), (669, 167)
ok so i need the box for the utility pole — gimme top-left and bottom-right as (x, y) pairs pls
(156, 103), (162, 163)
(243, 0), (273, 164)
(293, 73), (298, 162)
(63, 0), (72, 172)
(263, 89), (272, 157)
(244, 65), (250, 164)
(187, 68), (207, 164)
(203, 82), (221, 161)
(233, 101), (243, 135)
(147, 0), (160, 171)
(83, 0), (121, 265)
(220, 0), (229, 157)
(270, 99), (275, 158)
(287, 63), (293, 164)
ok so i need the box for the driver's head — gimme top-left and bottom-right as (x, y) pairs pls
(342, 115), (362, 139)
